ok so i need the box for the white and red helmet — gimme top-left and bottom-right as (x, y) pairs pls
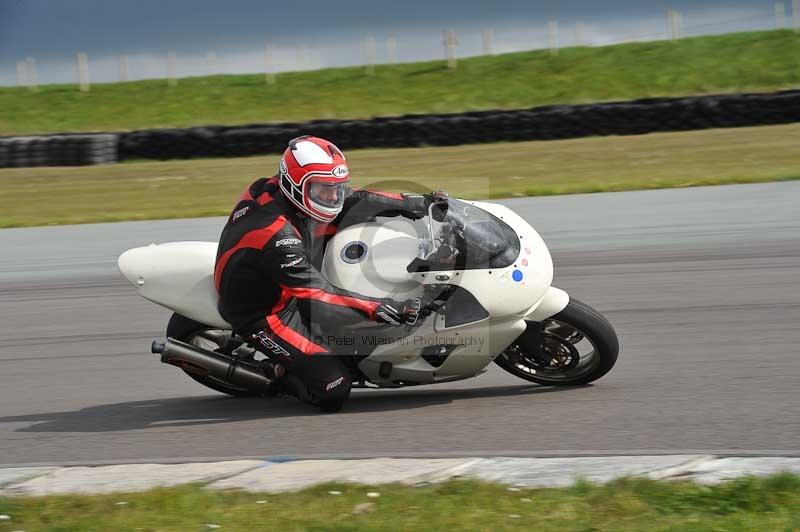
(278, 136), (350, 222)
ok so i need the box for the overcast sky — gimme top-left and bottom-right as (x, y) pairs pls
(0, 0), (785, 85)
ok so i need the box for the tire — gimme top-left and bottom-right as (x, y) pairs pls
(166, 313), (259, 397)
(494, 298), (619, 386)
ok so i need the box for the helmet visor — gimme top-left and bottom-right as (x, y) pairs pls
(308, 181), (348, 210)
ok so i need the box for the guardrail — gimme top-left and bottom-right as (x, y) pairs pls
(2, 89), (799, 168)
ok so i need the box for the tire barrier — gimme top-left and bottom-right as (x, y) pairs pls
(118, 89), (800, 161)
(0, 134), (117, 168)
(2, 89), (799, 167)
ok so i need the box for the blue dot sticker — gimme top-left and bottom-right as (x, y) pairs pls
(512, 270), (523, 282)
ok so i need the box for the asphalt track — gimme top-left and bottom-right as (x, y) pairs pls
(1, 182), (798, 466)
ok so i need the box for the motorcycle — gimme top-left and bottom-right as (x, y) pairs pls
(118, 198), (619, 410)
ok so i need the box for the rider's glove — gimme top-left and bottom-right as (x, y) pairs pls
(376, 298), (430, 327)
(424, 190), (449, 222)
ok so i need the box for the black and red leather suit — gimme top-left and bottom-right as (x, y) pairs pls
(215, 176), (427, 405)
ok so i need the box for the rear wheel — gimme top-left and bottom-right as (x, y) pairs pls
(166, 313), (259, 397)
(495, 298), (619, 386)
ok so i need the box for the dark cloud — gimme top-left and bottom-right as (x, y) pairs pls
(0, 0), (781, 84)
(1, 0), (759, 59)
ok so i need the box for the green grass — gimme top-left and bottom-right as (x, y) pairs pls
(2, 30), (800, 135)
(0, 124), (800, 227)
(0, 123), (798, 228)
(1, 475), (799, 531)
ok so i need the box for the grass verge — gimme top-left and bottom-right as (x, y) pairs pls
(1, 30), (800, 135)
(1, 475), (799, 531)
(0, 123), (798, 228)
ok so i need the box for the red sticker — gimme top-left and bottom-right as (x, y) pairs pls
(522, 259), (529, 267)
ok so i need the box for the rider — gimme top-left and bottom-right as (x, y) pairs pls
(215, 135), (445, 411)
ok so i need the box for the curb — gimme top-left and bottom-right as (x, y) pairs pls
(2, 456), (799, 497)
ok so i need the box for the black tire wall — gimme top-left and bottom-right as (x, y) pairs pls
(3, 89), (799, 167)
(117, 89), (800, 161)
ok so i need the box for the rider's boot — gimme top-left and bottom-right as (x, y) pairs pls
(261, 361), (287, 397)
(278, 371), (351, 413)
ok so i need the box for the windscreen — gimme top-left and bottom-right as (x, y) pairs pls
(446, 199), (520, 268)
(408, 199), (521, 272)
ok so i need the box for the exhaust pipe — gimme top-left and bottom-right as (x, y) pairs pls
(151, 338), (271, 393)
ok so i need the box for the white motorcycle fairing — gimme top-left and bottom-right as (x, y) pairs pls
(118, 242), (230, 329)
(117, 200), (570, 387)
(321, 200), (567, 385)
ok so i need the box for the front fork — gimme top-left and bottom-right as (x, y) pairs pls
(515, 321), (551, 366)
(513, 287), (571, 366)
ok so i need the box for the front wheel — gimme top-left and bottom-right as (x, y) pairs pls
(495, 298), (619, 386)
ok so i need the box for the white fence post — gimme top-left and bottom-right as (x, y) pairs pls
(673, 9), (679, 40)
(775, 2), (786, 28)
(666, 9), (683, 40)
(481, 28), (494, 55)
(548, 21), (559, 55)
(264, 44), (275, 84)
(167, 50), (177, 86)
(665, 9), (670, 39)
(77, 52), (90, 92)
(206, 51), (218, 75)
(364, 34), (376, 75)
(16, 61), (27, 88)
(443, 29), (458, 69)
(118, 55), (129, 82)
(386, 36), (397, 63)
(667, 9), (674, 40)
(25, 57), (37, 90)
(295, 46), (309, 69)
